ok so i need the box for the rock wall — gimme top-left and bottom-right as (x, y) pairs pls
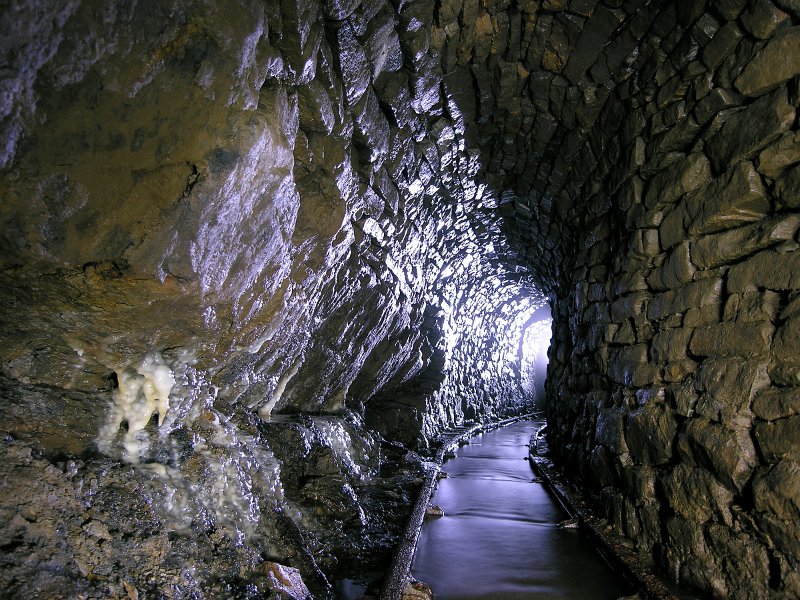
(522, 2), (800, 598)
(0, 0), (546, 596)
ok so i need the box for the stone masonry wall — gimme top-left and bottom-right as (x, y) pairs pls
(538, 2), (800, 598)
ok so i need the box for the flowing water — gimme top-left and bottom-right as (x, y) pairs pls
(411, 420), (632, 599)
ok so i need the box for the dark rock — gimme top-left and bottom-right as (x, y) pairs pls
(626, 402), (677, 465)
(754, 416), (800, 462)
(753, 387), (800, 420)
(728, 248), (800, 292)
(775, 163), (800, 208)
(691, 214), (800, 269)
(661, 463), (733, 523)
(706, 87), (795, 172)
(689, 321), (774, 357)
(740, 0), (790, 39)
(702, 21), (743, 70)
(677, 418), (757, 492)
(735, 26), (800, 96)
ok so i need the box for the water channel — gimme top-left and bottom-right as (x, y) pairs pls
(410, 420), (632, 599)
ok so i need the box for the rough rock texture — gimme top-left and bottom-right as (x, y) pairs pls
(2, 0), (800, 598)
(0, 0), (546, 596)
(516, 2), (800, 598)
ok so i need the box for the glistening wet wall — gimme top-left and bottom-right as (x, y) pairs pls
(0, 0), (546, 596)
(509, 2), (800, 598)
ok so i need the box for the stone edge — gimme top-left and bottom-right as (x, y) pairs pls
(528, 426), (682, 600)
(380, 412), (541, 600)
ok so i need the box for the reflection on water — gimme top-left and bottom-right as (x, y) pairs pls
(411, 420), (632, 599)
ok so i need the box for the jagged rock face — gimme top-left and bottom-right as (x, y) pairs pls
(0, 0), (547, 597)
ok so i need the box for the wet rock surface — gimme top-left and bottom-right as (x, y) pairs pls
(1, 0), (799, 598)
(530, 2), (800, 598)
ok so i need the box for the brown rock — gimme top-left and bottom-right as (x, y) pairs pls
(688, 161), (768, 236)
(753, 459), (800, 522)
(647, 278), (723, 320)
(775, 163), (800, 208)
(754, 416), (800, 461)
(706, 87), (795, 172)
(595, 406), (629, 454)
(723, 290), (782, 323)
(693, 358), (770, 421)
(626, 402), (678, 465)
(728, 248), (800, 292)
(651, 327), (693, 362)
(740, 0), (789, 39)
(753, 387), (800, 420)
(689, 321), (774, 358)
(661, 463), (733, 523)
(643, 153), (712, 208)
(757, 131), (800, 177)
(678, 419), (757, 492)
(691, 214), (800, 269)
(735, 26), (800, 96)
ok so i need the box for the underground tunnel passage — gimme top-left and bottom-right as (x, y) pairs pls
(1, 0), (800, 598)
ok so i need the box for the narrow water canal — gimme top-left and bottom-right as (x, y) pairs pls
(410, 420), (632, 599)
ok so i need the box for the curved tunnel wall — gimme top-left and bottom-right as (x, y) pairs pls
(503, 2), (800, 598)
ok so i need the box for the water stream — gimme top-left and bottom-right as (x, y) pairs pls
(411, 420), (632, 599)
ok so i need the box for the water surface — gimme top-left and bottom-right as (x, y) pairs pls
(411, 420), (631, 599)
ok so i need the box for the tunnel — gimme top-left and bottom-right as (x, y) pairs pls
(1, 0), (799, 597)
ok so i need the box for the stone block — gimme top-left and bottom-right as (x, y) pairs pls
(651, 327), (693, 362)
(626, 402), (678, 465)
(692, 214), (800, 269)
(775, 163), (800, 208)
(610, 291), (650, 323)
(728, 248), (800, 292)
(711, 0), (749, 20)
(647, 278), (723, 320)
(661, 463), (733, 523)
(723, 290), (782, 323)
(754, 416), (800, 462)
(608, 345), (660, 387)
(694, 88), (743, 126)
(758, 131), (800, 178)
(336, 24), (370, 106)
(678, 418), (757, 492)
(741, 0), (789, 39)
(752, 460), (800, 523)
(353, 88), (390, 165)
(690, 321), (773, 358)
(297, 80), (335, 134)
(702, 20), (743, 70)
(659, 202), (691, 250)
(687, 161), (769, 236)
(706, 87), (795, 172)
(735, 26), (800, 97)
(647, 241), (695, 290)
(595, 405), (629, 454)
(643, 153), (712, 209)
(705, 524), (771, 596)
(753, 387), (800, 420)
(663, 360), (698, 383)
(693, 357), (770, 420)
(622, 466), (657, 506)
(683, 303), (721, 328)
